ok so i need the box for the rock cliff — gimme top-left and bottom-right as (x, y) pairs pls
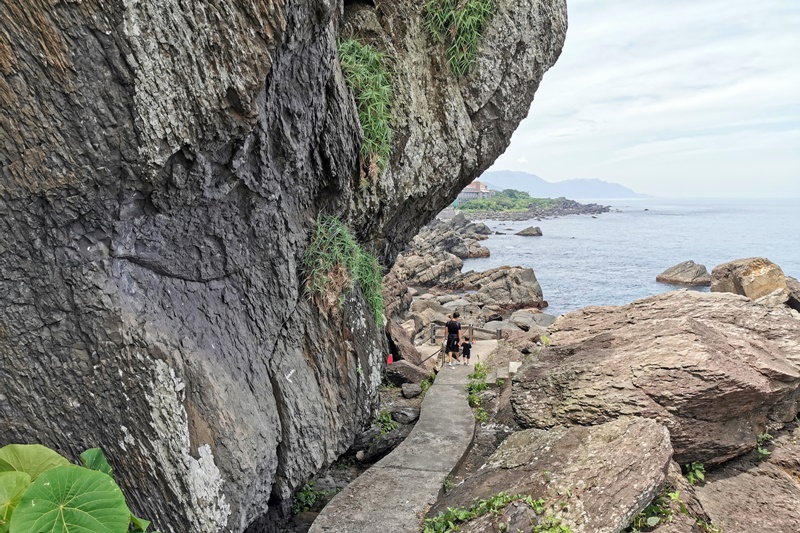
(0, 0), (566, 531)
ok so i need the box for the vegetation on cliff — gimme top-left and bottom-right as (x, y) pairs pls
(304, 215), (384, 325)
(457, 189), (560, 211)
(424, 0), (495, 76)
(338, 39), (393, 176)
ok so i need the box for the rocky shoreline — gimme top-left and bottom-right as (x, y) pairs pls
(440, 197), (610, 221)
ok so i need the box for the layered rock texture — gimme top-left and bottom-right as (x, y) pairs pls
(711, 257), (791, 307)
(0, 0), (566, 531)
(512, 290), (800, 466)
(656, 260), (711, 286)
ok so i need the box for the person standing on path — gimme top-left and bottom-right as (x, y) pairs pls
(444, 312), (462, 367)
(461, 336), (473, 365)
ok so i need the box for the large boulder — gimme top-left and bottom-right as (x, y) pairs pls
(385, 320), (426, 369)
(786, 276), (800, 312)
(448, 266), (545, 310)
(694, 421), (800, 532)
(385, 360), (430, 386)
(512, 290), (800, 465)
(711, 257), (790, 306)
(392, 251), (464, 286)
(656, 260), (711, 286)
(428, 417), (673, 533)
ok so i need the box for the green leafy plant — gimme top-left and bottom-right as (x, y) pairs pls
(291, 481), (339, 515)
(375, 410), (398, 435)
(475, 407), (489, 423)
(0, 444), (160, 533)
(625, 489), (678, 532)
(420, 376), (434, 392)
(424, 491), (573, 533)
(495, 378), (505, 387)
(757, 431), (773, 460)
(467, 362), (490, 410)
(423, 0), (494, 76)
(442, 476), (455, 494)
(685, 462), (705, 485)
(338, 38), (393, 175)
(303, 215), (384, 326)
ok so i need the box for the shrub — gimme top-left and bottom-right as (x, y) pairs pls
(303, 215), (384, 326)
(338, 39), (393, 176)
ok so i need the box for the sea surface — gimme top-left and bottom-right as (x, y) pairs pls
(462, 198), (800, 316)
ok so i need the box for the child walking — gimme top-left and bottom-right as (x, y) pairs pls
(461, 336), (473, 365)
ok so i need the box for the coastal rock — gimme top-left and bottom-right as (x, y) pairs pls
(656, 260), (711, 286)
(429, 418), (673, 533)
(694, 421), (800, 532)
(385, 360), (430, 386)
(393, 251), (464, 286)
(0, 0), (566, 529)
(509, 310), (551, 333)
(512, 291), (800, 465)
(711, 257), (790, 306)
(515, 226), (543, 237)
(390, 407), (420, 425)
(382, 270), (414, 320)
(786, 276), (800, 312)
(448, 266), (545, 310)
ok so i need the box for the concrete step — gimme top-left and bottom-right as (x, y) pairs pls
(509, 361), (522, 375)
(485, 372), (497, 385)
(497, 366), (510, 380)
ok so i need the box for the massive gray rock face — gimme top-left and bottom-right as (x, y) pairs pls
(0, 0), (566, 531)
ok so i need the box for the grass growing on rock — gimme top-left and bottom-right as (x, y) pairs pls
(338, 38), (393, 176)
(423, 0), (494, 76)
(303, 215), (384, 326)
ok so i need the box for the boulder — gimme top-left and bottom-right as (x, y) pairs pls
(401, 383), (422, 399)
(385, 360), (430, 386)
(428, 418), (672, 533)
(443, 298), (471, 310)
(711, 257), (790, 306)
(509, 310), (549, 333)
(483, 321), (524, 333)
(786, 276), (800, 312)
(385, 320), (427, 370)
(512, 290), (800, 465)
(656, 260), (711, 286)
(390, 406), (420, 424)
(515, 226), (542, 236)
(392, 251), (464, 286)
(448, 266), (545, 310)
(694, 421), (800, 532)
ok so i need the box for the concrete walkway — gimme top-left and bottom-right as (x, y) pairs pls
(309, 365), (476, 532)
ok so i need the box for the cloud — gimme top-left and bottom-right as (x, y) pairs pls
(490, 0), (800, 197)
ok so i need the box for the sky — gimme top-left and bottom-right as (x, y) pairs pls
(489, 0), (800, 197)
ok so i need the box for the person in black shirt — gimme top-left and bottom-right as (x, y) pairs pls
(461, 335), (473, 365)
(444, 312), (461, 367)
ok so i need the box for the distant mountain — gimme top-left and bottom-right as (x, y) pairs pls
(481, 170), (648, 199)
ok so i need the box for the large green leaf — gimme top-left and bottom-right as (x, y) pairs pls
(10, 465), (130, 533)
(80, 448), (114, 478)
(0, 445), (70, 480)
(0, 472), (31, 533)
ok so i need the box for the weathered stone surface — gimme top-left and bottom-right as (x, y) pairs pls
(512, 291), (800, 465)
(516, 226), (542, 236)
(385, 319), (424, 368)
(509, 310), (549, 333)
(390, 407), (420, 425)
(695, 421), (800, 532)
(450, 266), (546, 309)
(656, 260), (711, 286)
(711, 257), (790, 306)
(429, 417), (673, 533)
(393, 251), (464, 286)
(385, 360), (430, 386)
(786, 275), (800, 312)
(0, 0), (566, 531)
(401, 383), (423, 399)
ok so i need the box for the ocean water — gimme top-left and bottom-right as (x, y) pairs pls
(462, 198), (800, 316)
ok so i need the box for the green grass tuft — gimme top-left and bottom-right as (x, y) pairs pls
(423, 0), (494, 76)
(303, 215), (385, 326)
(338, 39), (393, 173)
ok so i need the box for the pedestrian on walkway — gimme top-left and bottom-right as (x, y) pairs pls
(461, 335), (473, 365)
(444, 312), (461, 367)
